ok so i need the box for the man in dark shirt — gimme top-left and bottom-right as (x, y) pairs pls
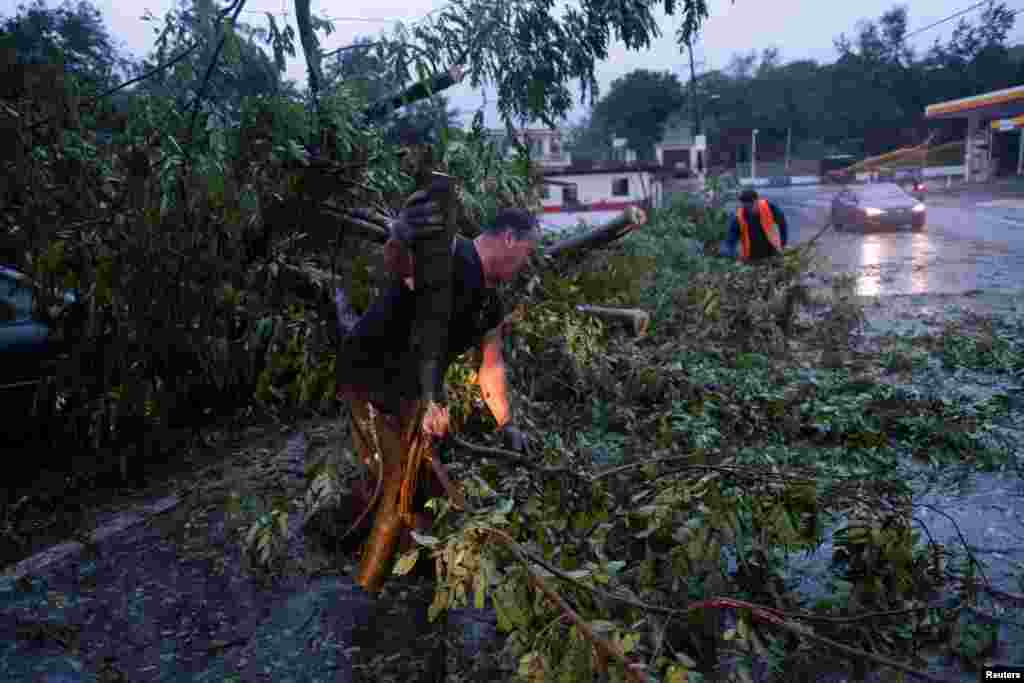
(336, 203), (538, 593)
(724, 189), (789, 261)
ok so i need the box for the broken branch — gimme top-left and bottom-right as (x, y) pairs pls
(486, 528), (647, 683)
(544, 206), (647, 259)
(319, 208), (390, 244)
(484, 530), (951, 683)
(364, 64), (466, 121)
(449, 435), (571, 474)
(575, 305), (650, 337)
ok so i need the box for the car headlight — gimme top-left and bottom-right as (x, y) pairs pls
(864, 207), (885, 217)
(912, 203), (925, 212)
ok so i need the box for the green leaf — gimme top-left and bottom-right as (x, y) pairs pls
(392, 548), (420, 576)
(474, 570), (486, 609)
(222, 27), (241, 64)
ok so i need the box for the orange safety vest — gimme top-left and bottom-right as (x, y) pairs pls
(736, 199), (782, 261)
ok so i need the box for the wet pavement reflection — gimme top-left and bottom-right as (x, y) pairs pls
(760, 184), (1024, 296)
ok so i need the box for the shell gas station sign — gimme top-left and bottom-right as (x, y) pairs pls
(992, 115), (1024, 131)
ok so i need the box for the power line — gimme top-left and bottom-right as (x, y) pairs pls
(902, 1), (990, 42)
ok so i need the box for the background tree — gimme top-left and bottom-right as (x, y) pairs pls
(565, 108), (614, 162)
(130, 0), (285, 127)
(0, 0), (130, 92)
(569, 69), (687, 162)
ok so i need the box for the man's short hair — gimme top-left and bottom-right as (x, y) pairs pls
(739, 189), (759, 203)
(483, 208), (540, 241)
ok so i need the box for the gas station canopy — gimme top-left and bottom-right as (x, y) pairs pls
(925, 85), (1024, 181)
(926, 85), (1024, 121)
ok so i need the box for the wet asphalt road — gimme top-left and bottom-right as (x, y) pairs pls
(757, 183), (1024, 296)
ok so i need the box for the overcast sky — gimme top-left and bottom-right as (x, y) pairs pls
(5, 0), (1023, 126)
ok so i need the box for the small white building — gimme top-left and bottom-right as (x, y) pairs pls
(487, 127), (572, 170)
(486, 126), (688, 213)
(538, 161), (663, 214)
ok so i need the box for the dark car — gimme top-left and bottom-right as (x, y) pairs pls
(830, 183), (926, 232)
(0, 266), (76, 427)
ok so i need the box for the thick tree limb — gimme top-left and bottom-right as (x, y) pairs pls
(544, 206), (647, 259)
(575, 305), (649, 337)
(294, 0), (323, 103)
(364, 64), (466, 121)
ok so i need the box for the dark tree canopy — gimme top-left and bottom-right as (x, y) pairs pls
(0, 0), (130, 90)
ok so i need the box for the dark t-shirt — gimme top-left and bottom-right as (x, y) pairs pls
(336, 236), (504, 414)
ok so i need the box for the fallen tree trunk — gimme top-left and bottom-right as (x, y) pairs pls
(575, 305), (650, 337)
(544, 206), (647, 259)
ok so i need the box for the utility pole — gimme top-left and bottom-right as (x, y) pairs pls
(751, 129), (759, 181)
(785, 126), (792, 172)
(686, 37), (701, 136)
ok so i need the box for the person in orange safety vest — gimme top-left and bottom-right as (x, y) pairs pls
(725, 189), (788, 262)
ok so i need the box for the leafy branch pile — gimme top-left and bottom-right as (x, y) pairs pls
(365, 201), (1014, 682)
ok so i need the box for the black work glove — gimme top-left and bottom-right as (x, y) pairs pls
(500, 423), (529, 454)
(392, 189), (447, 243)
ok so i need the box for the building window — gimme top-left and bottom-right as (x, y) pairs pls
(562, 186), (579, 205)
(612, 178), (629, 197)
(550, 138), (562, 156)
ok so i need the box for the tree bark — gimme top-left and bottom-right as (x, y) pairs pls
(364, 65), (466, 122)
(575, 305), (650, 337)
(544, 206), (647, 259)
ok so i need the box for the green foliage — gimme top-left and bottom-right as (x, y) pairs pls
(243, 506), (290, 572)
(1, 0), (130, 91)
(410, 0), (710, 126)
(938, 323), (1020, 373)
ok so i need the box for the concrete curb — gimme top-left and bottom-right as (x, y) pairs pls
(2, 495), (181, 582)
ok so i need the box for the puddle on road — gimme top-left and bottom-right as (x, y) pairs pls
(806, 231), (1024, 297)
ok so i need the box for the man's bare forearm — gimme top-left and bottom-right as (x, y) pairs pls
(478, 363), (512, 428)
